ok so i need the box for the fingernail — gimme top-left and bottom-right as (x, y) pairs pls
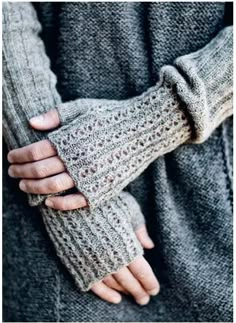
(45, 199), (54, 208)
(147, 237), (155, 248)
(112, 295), (122, 304)
(19, 181), (26, 191)
(8, 167), (14, 177)
(137, 296), (150, 306)
(149, 287), (160, 296)
(30, 115), (44, 124)
(7, 153), (13, 163)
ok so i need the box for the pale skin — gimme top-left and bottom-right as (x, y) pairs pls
(8, 109), (160, 305)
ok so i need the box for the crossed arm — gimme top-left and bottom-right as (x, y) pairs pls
(3, 2), (159, 305)
(3, 0), (233, 305)
(7, 25), (233, 212)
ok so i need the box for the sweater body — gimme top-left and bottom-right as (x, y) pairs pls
(3, 2), (233, 321)
(36, 2), (228, 100)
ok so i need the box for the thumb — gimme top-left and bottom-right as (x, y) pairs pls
(135, 224), (155, 249)
(29, 109), (60, 131)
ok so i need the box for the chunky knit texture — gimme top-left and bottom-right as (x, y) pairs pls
(2, 2), (144, 292)
(3, 2), (233, 322)
(49, 27), (233, 208)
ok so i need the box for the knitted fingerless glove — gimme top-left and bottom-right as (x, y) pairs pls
(41, 191), (143, 291)
(48, 26), (233, 209)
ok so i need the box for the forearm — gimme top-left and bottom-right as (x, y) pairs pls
(2, 2), (61, 146)
(3, 2), (144, 291)
(3, 2), (62, 206)
(48, 26), (233, 209)
(3, 102), (145, 292)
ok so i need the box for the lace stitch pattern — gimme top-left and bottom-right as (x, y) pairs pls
(49, 84), (191, 208)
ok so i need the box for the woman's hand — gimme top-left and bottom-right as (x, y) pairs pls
(91, 255), (160, 305)
(7, 109), (88, 210)
(91, 225), (160, 305)
(8, 109), (160, 305)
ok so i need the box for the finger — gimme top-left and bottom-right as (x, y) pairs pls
(19, 172), (74, 194)
(8, 156), (65, 179)
(128, 256), (160, 296)
(103, 275), (128, 295)
(91, 281), (122, 304)
(29, 109), (60, 130)
(7, 140), (56, 164)
(45, 193), (87, 210)
(135, 225), (155, 249)
(113, 267), (150, 305)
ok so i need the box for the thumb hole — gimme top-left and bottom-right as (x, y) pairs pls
(135, 224), (155, 249)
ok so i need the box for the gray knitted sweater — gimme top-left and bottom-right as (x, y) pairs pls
(3, 2), (233, 321)
(3, 2), (145, 292)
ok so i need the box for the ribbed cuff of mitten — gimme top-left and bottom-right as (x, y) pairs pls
(41, 192), (143, 291)
(48, 82), (191, 209)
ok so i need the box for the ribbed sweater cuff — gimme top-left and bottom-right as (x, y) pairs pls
(48, 82), (191, 209)
(161, 26), (233, 143)
(41, 192), (143, 291)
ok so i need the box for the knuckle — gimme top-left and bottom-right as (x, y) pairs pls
(59, 198), (68, 210)
(36, 166), (48, 178)
(135, 270), (146, 281)
(29, 147), (40, 161)
(49, 178), (62, 192)
(103, 276), (112, 284)
(48, 182), (58, 192)
(117, 278), (126, 287)
(31, 166), (40, 178)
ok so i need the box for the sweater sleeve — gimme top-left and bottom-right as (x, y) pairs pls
(48, 26), (233, 209)
(2, 1), (61, 207)
(3, 2), (144, 291)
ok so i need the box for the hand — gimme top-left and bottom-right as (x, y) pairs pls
(7, 109), (89, 210)
(91, 225), (160, 305)
(8, 110), (160, 304)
